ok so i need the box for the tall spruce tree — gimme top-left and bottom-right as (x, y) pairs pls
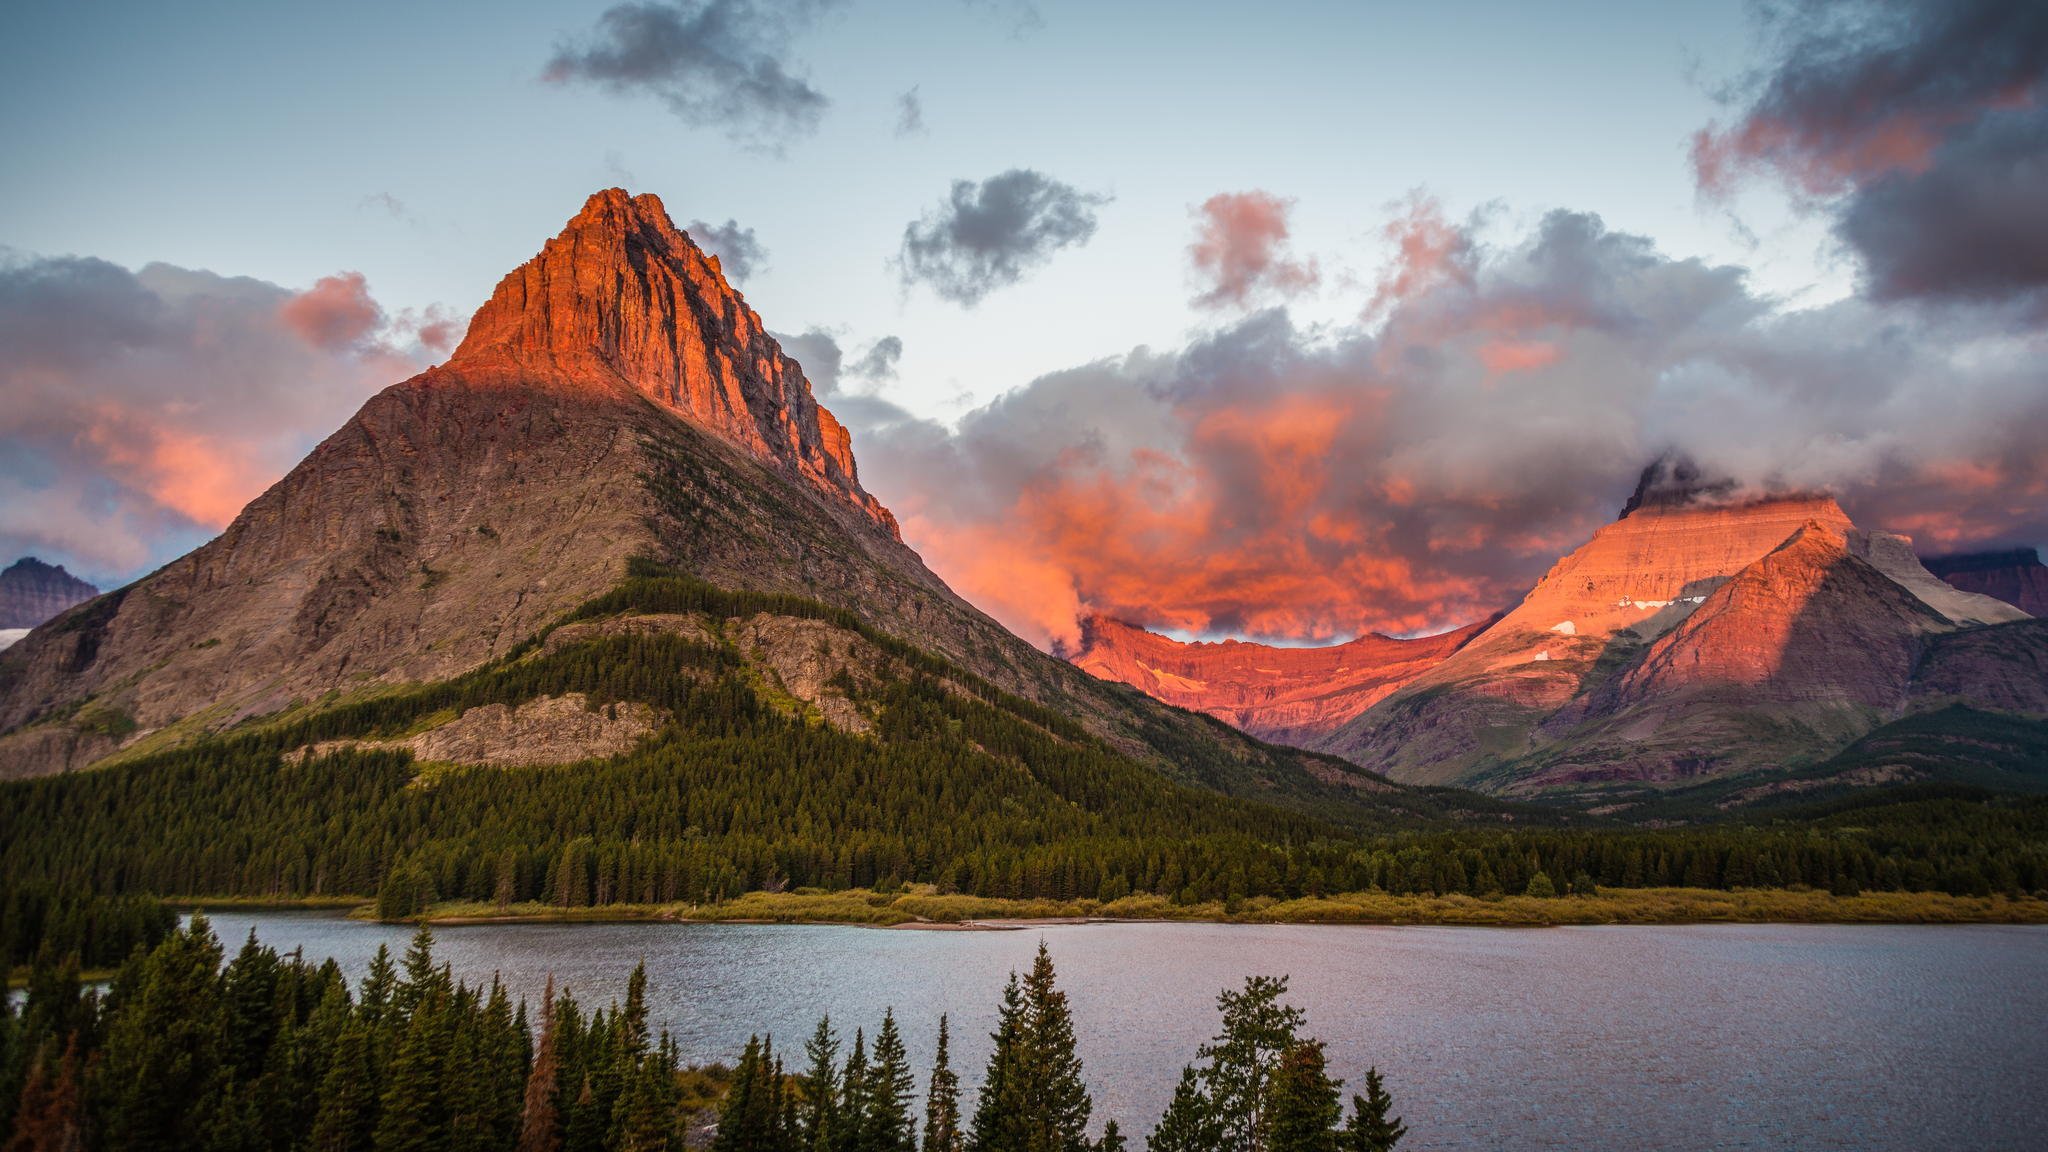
(1146, 1067), (1218, 1152)
(1341, 1069), (1406, 1152)
(518, 975), (564, 1152)
(862, 1010), (916, 1152)
(1265, 1042), (1341, 1152)
(800, 1016), (841, 1152)
(966, 974), (1025, 1152)
(922, 1015), (962, 1152)
(97, 917), (227, 1151)
(309, 1022), (378, 1152)
(969, 943), (1092, 1152)
(837, 1029), (870, 1152)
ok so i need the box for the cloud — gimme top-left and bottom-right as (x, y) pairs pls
(839, 205), (2048, 650)
(895, 86), (926, 137)
(1694, 0), (2048, 304)
(849, 335), (902, 381)
(687, 217), (767, 283)
(1188, 191), (1320, 310)
(543, 0), (838, 150)
(280, 272), (383, 351)
(0, 255), (439, 583)
(896, 169), (1110, 306)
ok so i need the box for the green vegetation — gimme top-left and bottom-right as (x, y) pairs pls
(3, 921), (1398, 1150)
(3, 569), (2045, 934)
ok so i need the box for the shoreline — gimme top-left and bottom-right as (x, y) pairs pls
(165, 887), (2048, 931)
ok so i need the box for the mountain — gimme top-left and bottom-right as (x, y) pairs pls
(1071, 614), (1494, 746)
(1316, 480), (2038, 798)
(0, 190), (1426, 822)
(1924, 548), (2048, 617)
(0, 558), (97, 631)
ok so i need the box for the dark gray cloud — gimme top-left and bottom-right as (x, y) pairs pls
(849, 335), (902, 381)
(687, 217), (767, 283)
(895, 86), (926, 137)
(0, 255), (435, 584)
(844, 208), (2048, 649)
(1695, 0), (2048, 304)
(543, 0), (839, 150)
(897, 169), (1109, 306)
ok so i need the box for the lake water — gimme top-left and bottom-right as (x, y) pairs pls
(195, 912), (2047, 1151)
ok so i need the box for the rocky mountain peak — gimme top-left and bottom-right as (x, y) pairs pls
(0, 556), (98, 630)
(1923, 547), (2048, 616)
(451, 188), (897, 537)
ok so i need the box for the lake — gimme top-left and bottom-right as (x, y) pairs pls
(195, 912), (2047, 1150)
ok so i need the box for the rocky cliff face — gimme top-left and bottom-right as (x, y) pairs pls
(0, 558), (97, 630)
(0, 190), (1397, 818)
(1924, 548), (2048, 617)
(1071, 615), (1491, 746)
(1316, 494), (2040, 795)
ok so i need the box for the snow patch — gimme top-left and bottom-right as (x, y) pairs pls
(1549, 620), (1576, 635)
(1533, 649), (1551, 662)
(0, 628), (28, 651)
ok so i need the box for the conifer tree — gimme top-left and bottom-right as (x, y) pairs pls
(517, 975), (564, 1152)
(6, 1034), (84, 1152)
(922, 1015), (962, 1152)
(309, 1022), (378, 1152)
(374, 978), (453, 1152)
(966, 975), (1024, 1152)
(800, 1016), (841, 1152)
(1146, 1068), (1217, 1152)
(714, 1035), (787, 1152)
(98, 916), (227, 1151)
(969, 943), (1092, 1152)
(863, 1010), (917, 1152)
(837, 1029), (870, 1152)
(1342, 1069), (1406, 1152)
(1095, 1120), (1126, 1152)
(1265, 1042), (1341, 1152)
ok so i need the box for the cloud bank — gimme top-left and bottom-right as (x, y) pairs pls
(897, 169), (1109, 306)
(688, 217), (767, 283)
(0, 255), (441, 584)
(842, 205), (2048, 650)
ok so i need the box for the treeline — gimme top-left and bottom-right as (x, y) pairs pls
(1, 919), (1406, 1152)
(0, 882), (175, 972)
(4, 571), (2044, 921)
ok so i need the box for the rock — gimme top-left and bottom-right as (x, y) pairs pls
(1069, 614), (1490, 746)
(1923, 548), (2048, 617)
(0, 558), (97, 629)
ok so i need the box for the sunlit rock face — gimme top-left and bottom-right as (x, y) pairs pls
(1070, 614), (1492, 746)
(1314, 491), (2040, 794)
(452, 188), (896, 537)
(1924, 549), (2048, 618)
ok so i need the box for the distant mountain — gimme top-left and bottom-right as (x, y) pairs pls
(1924, 548), (2048, 617)
(1072, 614), (1494, 746)
(1317, 486), (2036, 800)
(0, 558), (97, 631)
(0, 190), (1431, 825)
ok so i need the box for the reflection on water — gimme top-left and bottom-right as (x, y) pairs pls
(196, 913), (2047, 1151)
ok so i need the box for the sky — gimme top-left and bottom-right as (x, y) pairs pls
(2, 0), (2044, 648)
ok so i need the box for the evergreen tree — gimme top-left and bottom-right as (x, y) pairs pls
(309, 1022), (378, 1152)
(1095, 1120), (1126, 1152)
(5, 1034), (84, 1152)
(1341, 1069), (1405, 1152)
(837, 1029), (870, 1152)
(1265, 1042), (1341, 1152)
(98, 916), (227, 1152)
(517, 975), (564, 1152)
(373, 983), (452, 1152)
(800, 1016), (841, 1152)
(861, 1010), (916, 1152)
(969, 944), (1092, 1152)
(713, 1036), (787, 1152)
(611, 1055), (678, 1152)
(1145, 1068), (1217, 1152)
(922, 1015), (962, 1152)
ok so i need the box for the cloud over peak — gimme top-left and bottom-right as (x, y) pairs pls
(543, 0), (839, 150)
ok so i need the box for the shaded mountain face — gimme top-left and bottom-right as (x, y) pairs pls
(0, 190), (1407, 819)
(1314, 494), (2037, 797)
(1071, 614), (1493, 746)
(1924, 548), (2048, 617)
(0, 558), (97, 631)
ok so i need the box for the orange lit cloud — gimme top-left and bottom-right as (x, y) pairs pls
(0, 256), (444, 579)
(855, 200), (2048, 650)
(1189, 191), (1319, 309)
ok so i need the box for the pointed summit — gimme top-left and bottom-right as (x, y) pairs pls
(453, 189), (894, 537)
